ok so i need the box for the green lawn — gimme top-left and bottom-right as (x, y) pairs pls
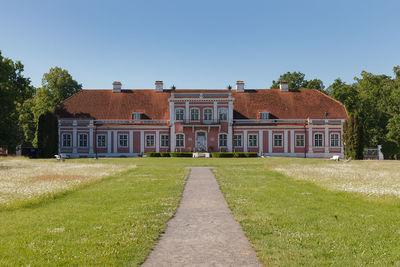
(0, 158), (188, 266)
(213, 159), (400, 266)
(1, 157), (400, 266)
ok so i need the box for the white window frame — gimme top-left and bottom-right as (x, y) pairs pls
(218, 108), (228, 121)
(78, 133), (88, 148)
(273, 134), (283, 148)
(118, 134), (128, 148)
(132, 112), (141, 120)
(260, 111), (269, 120)
(160, 134), (169, 148)
(145, 134), (155, 148)
(248, 134), (258, 147)
(62, 133), (72, 148)
(190, 108), (200, 121)
(330, 133), (340, 147)
(233, 134), (243, 147)
(176, 134), (185, 148)
(203, 108), (213, 121)
(97, 134), (106, 148)
(219, 134), (228, 147)
(295, 134), (305, 148)
(314, 133), (323, 147)
(175, 108), (184, 121)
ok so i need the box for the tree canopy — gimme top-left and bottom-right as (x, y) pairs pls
(271, 72), (325, 91)
(0, 51), (34, 151)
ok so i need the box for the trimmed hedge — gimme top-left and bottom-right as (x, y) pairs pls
(146, 152), (257, 158)
(146, 152), (162, 157)
(211, 152), (259, 158)
(211, 152), (234, 158)
(244, 152), (258, 158)
(170, 152), (193, 157)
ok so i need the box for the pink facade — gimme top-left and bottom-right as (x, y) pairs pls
(57, 82), (347, 158)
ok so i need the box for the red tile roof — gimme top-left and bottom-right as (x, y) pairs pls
(232, 89), (348, 119)
(56, 90), (171, 120)
(56, 89), (347, 120)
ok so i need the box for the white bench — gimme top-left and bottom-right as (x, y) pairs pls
(330, 155), (340, 161)
(193, 152), (210, 158)
(54, 154), (67, 161)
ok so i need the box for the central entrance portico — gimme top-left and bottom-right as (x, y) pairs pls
(195, 131), (207, 151)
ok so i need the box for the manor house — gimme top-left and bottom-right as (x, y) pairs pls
(55, 80), (347, 158)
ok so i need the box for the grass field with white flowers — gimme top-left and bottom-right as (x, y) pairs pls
(0, 157), (399, 266)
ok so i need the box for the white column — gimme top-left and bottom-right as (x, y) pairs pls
(156, 130), (160, 153)
(228, 126), (233, 152)
(340, 123), (344, 157)
(72, 120), (77, 154)
(170, 101), (174, 125)
(89, 120), (94, 155)
(140, 131), (144, 153)
(284, 130), (288, 154)
(325, 126), (329, 154)
(170, 126), (175, 152)
(290, 130), (294, 154)
(89, 128), (94, 154)
(227, 102), (233, 152)
(129, 130), (133, 154)
(268, 130), (272, 154)
(213, 101), (218, 122)
(243, 130), (248, 152)
(185, 101), (190, 122)
(170, 101), (175, 152)
(228, 101), (233, 123)
(58, 120), (61, 154)
(113, 130), (118, 154)
(308, 127), (313, 154)
(259, 130), (263, 155)
(107, 131), (112, 154)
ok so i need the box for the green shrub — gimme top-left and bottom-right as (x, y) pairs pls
(233, 152), (247, 158)
(381, 141), (400, 159)
(245, 152), (258, 157)
(169, 152), (193, 157)
(146, 152), (161, 157)
(160, 152), (170, 157)
(211, 152), (234, 158)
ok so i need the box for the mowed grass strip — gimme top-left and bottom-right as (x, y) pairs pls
(213, 161), (400, 266)
(0, 159), (188, 266)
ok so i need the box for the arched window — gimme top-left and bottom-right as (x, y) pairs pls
(175, 108), (184, 121)
(190, 108), (200, 121)
(219, 108), (228, 121)
(204, 108), (212, 121)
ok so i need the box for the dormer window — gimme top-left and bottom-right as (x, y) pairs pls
(132, 112), (141, 120)
(260, 111), (269, 120)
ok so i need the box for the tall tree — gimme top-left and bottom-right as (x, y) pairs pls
(0, 51), (34, 151)
(271, 72), (325, 91)
(343, 114), (364, 159)
(37, 111), (58, 158)
(327, 78), (359, 114)
(32, 67), (82, 147)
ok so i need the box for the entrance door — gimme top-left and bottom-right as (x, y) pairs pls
(196, 132), (207, 151)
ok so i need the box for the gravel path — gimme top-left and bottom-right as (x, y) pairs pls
(142, 167), (260, 267)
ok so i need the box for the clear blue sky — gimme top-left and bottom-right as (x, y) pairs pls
(1, 0), (399, 89)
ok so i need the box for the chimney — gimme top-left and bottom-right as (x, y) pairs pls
(112, 81), (122, 93)
(155, 80), (164, 92)
(279, 81), (289, 92)
(236, 80), (245, 92)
